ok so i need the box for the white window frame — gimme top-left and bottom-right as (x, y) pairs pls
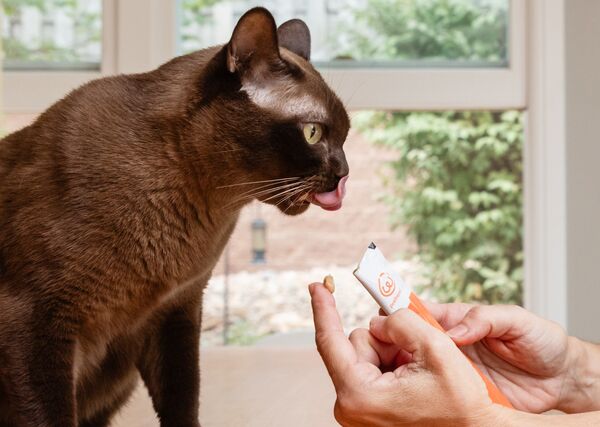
(2, 0), (177, 112)
(523, 0), (567, 327)
(321, 1), (526, 111)
(1, 0), (567, 326)
(4, 0), (526, 112)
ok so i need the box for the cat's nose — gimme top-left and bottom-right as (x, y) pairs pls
(329, 150), (349, 179)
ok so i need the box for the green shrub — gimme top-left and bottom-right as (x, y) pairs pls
(226, 320), (265, 346)
(355, 111), (523, 304)
(345, 0), (522, 304)
(339, 0), (508, 62)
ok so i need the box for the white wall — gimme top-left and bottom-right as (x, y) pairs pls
(565, 1), (600, 341)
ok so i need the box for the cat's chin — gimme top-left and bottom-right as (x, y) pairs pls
(275, 200), (311, 216)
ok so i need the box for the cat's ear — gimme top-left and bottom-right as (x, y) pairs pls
(277, 19), (311, 61)
(226, 7), (280, 74)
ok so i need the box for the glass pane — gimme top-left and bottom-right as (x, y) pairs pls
(2, 0), (102, 70)
(201, 110), (523, 346)
(179, 0), (509, 67)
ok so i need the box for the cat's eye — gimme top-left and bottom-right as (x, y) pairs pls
(303, 123), (323, 145)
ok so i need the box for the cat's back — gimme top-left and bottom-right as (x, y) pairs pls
(0, 73), (165, 283)
(0, 45), (220, 178)
(0, 46), (224, 290)
(0, 64), (186, 209)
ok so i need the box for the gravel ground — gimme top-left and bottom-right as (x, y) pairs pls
(201, 259), (425, 346)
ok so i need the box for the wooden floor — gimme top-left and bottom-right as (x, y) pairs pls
(111, 347), (338, 427)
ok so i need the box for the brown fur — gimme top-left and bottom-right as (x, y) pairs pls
(0, 8), (349, 427)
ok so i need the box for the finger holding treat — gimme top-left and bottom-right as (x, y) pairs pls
(308, 282), (509, 427)
(323, 274), (335, 293)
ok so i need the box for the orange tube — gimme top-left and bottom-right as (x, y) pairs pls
(354, 243), (513, 408)
(408, 292), (513, 408)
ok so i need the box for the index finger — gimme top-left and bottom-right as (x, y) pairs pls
(422, 300), (474, 330)
(309, 283), (357, 383)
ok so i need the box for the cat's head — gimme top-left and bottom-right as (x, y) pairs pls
(200, 8), (350, 216)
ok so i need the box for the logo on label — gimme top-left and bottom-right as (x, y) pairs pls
(378, 272), (396, 297)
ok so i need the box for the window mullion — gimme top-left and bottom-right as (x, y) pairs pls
(101, 0), (118, 75)
(115, 0), (178, 74)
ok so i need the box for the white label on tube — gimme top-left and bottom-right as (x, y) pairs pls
(353, 244), (411, 315)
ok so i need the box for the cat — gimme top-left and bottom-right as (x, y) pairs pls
(0, 7), (349, 427)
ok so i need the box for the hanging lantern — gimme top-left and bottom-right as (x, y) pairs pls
(251, 217), (267, 264)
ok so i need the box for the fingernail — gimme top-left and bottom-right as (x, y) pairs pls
(308, 283), (315, 296)
(447, 324), (468, 338)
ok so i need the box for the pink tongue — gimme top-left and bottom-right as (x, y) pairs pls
(311, 175), (348, 211)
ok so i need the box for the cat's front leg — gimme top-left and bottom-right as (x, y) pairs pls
(138, 295), (202, 427)
(5, 320), (77, 427)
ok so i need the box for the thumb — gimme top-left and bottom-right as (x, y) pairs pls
(369, 309), (453, 363)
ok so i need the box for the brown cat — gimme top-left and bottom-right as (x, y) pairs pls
(0, 7), (349, 427)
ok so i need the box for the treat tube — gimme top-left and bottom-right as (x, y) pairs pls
(354, 243), (513, 409)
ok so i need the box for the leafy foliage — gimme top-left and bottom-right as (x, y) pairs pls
(226, 320), (265, 346)
(2, 0), (100, 64)
(348, 0), (522, 304)
(341, 0), (508, 62)
(180, 0), (222, 50)
(355, 111), (523, 304)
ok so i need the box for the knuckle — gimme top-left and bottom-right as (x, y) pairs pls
(425, 332), (452, 354)
(508, 304), (531, 323)
(312, 298), (334, 312)
(386, 309), (410, 328)
(348, 328), (369, 342)
(314, 331), (333, 350)
(509, 304), (525, 314)
(466, 305), (485, 322)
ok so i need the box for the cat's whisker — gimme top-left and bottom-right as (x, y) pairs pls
(231, 176), (313, 200)
(217, 176), (299, 189)
(278, 190), (308, 211)
(219, 174), (319, 210)
(278, 183), (315, 211)
(269, 184), (314, 210)
(282, 191), (308, 214)
(224, 181), (304, 207)
(260, 183), (312, 204)
(234, 179), (302, 199)
(220, 181), (306, 210)
(279, 175), (322, 212)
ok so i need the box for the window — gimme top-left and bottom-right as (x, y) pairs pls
(179, 0), (523, 111)
(5, 1), (565, 339)
(2, 0), (524, 112)
(2, 0), (102, 70)
(176, 0), (524, 345)
(179, 0), (509, 67)
(200, 109), (523, 346)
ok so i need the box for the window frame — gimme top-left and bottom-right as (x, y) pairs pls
(523, 0), (567, 328)
(3, 0), (525, 112)
(2, 0), (177, 112)
(319, 1), (526, 111)
(1, 0), (567, 327)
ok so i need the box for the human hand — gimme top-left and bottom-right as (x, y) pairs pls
(425, 302), (581, 413)
(309, 283), (506, 427)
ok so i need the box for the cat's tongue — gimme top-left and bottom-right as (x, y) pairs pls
(310, 175), (348, 211)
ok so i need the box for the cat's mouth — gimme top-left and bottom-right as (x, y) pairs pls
(309, 175), (348, 211)
(260, 175), (348, 215)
